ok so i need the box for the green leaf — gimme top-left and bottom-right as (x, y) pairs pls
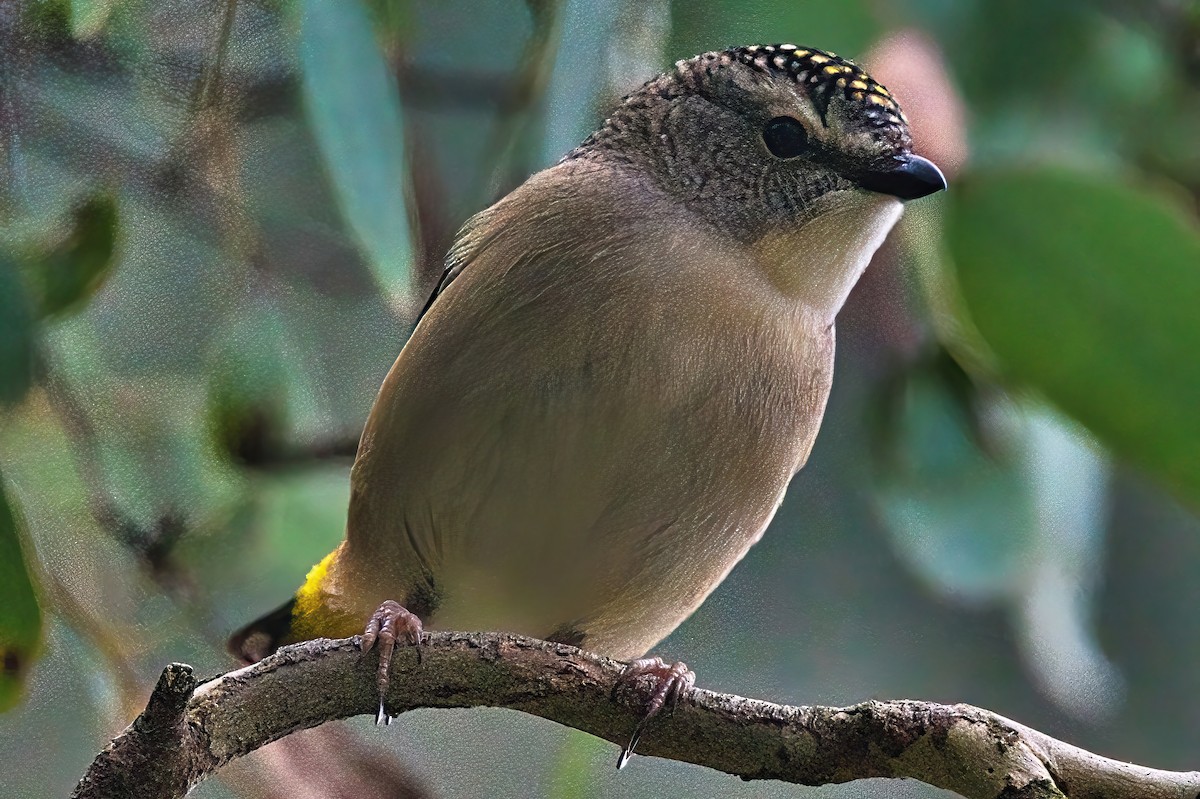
(296, 0), (411, 297)
(546, 729), (608, 799)
(875, 368), (1036, 600)
(0, 473), (44, 713)
(29, 195), (119, 318)
(205, 299), (292, 466)
(19, 0), (72, 40)
(70, 0), (117, 39)
(670, 0), (880, 63)
(0, 258), (36, 405)
(946, 168), (1200, 503)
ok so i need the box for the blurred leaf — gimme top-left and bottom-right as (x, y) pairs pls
(362, 0), (413, 47)
(540, 0), (622, 167)
(875, 368), (1036, 600)
(0, 258), (36, 405)
(547, 729), (607, 798)
(19, 0), (72, 40)
(28, 195), (119, 318)
(1014, 406), (1120, 719)
(206, 299), (291, 467)
(943, 0), (1096, 112)
(875, 362), (1120, 716)
(70, 0), (117, 39)
(296, 0), (412, 297)
(946, 168), (1200, 504)
(0, 473), (44, 713)
(669, 0), (880, 62)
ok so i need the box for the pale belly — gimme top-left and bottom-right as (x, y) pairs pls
(343, 301), (834, 660)
(422, 392), (801, 660)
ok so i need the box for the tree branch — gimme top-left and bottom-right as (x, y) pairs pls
(72, 632), (1200, 799)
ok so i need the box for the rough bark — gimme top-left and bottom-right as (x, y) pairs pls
(72, 632), (1200, 799)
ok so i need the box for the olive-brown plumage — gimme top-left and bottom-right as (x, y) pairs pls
(229, 46), (944, 722)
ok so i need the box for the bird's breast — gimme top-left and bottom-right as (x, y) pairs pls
(341, 172), (840, 658)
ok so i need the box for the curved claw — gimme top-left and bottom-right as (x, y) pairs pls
(374, 696), (396, 725)
(362, 600), (424, 725)
(614, 657), (695, 769)
(616, 724), (645, 770)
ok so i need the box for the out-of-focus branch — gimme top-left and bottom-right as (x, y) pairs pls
(73, 632), (1200, 799)
(38, 354), (195, 591)
(219, 725), (433, 799)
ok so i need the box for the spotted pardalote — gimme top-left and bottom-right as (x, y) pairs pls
(230, 43), (945, 761)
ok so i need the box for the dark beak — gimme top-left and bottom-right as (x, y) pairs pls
(857, 154), (947, 201)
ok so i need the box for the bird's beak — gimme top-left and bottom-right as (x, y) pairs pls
(857, 154), (947, 201)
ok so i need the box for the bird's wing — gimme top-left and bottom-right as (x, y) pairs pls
(414, 268), (452, 323)
(337, 161), (832, 650)
(413, 217), (478, 321)
(337, 164), (616, 607)
(417, 203), (501, 321)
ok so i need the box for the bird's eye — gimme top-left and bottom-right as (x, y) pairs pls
(762, 116), (808, 159)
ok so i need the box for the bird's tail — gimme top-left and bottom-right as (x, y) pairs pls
(227, 597), (297, 664)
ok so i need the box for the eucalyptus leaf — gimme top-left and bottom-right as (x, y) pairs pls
(875, 369), (1036, 601)
(547, 729), (608, 798)
(0, 258), (36, 405)
(296, 0), (411, 298)
(29, 194), (119, 318)
(0, 474), (43, 714)
(206, 299), (292, 466)
(1015, 407), (1119, 719)
(875, 363), (1119, 716)
(70, 0), (116, 39)
(946, 168), (1200, 504)
(541, 0), (622, 167)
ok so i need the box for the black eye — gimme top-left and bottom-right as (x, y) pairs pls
(762, 116), (808, 159)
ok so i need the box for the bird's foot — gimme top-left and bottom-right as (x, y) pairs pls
(361, 600), (424, 725)
(614, 656), (696, 769)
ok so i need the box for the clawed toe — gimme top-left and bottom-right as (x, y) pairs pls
(361, 600), (424, 725)
(615, 656), (696, 769)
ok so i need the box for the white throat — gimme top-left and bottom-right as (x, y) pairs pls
(754, 190), (904, 323)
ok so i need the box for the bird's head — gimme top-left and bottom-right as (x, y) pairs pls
(566, 44), (946, 318)
(568, 44), (946, 239)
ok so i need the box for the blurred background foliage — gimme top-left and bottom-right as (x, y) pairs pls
(1, 0), (1199, 797)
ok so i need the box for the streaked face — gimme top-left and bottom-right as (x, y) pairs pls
(576, 44), (945, 238)
(694, 45), (946, 208)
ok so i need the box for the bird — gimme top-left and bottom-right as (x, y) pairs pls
(229, 43), (946, 765)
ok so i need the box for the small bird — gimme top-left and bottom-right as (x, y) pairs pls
(230, 44), (945, 764)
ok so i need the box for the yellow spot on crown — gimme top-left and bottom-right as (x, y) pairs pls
(794, 49), (811, 57)
(808, 54), (830, 65)
(823, 65), (845, 75)
(866, 94), (892, 107)
(849, 79), (869, 91)
(876, 85), (892, 97)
